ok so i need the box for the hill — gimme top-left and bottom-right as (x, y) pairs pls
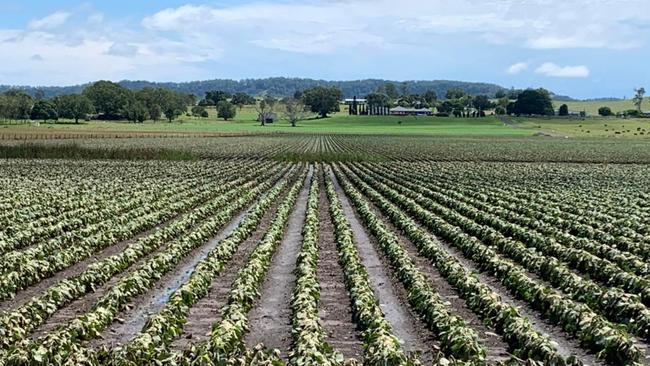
(0, 77), (505, 99)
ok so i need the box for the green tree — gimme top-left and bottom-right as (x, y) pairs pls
(384, 83), (398, 100)
(124, 99), (149, 123)
(497, 97), (510, 115)
(302, 86), (342, 118)
(513, 88), (554, 116)
(494, 90), (507, 99)
(231, 92), (255, 110)
(558, 104), (569, 116)
(82, 80), (129, 118)
(162, 92), (187, 122)
(217, 100), (236, 120)
(0, 90), (33, 121)
(472, 95), (492, 117)
(30, 100), (58, 123)
(445, 88), (467, 100)
(423, 90), (438, 105)
(53, 94), (95, 123)
(598, 106), (613, 116)
(204, 90), (231, 106)
(191, 105), (208, 118)
(633, 87), (645, 113)
(366, 93), (391, 108)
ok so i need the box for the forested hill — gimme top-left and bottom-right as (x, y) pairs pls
(0, 78), (506, 98)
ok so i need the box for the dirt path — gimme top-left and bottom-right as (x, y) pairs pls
(244, 168), (313, 358)
(0, 214), (184, 313)
(316, 173), (363, 360)
(91, 205), (254, 348)
(169, 195), (287, 351)
(329, 170), (436, 362)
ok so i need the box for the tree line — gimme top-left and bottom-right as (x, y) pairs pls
(0, 78), (507, 100)
(0, 81), (195, 123)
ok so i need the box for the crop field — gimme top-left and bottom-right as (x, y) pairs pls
(0, 135), (649, 366)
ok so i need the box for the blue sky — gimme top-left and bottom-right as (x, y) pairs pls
(0, 0), (648, 98)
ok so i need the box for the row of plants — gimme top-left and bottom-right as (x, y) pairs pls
(323, 168), (418, 366)
(333, 166), (487, 362)
(0, 166), (226, 274)
(337, 165), (576, 366)
(407, 164), (650, 260)
(0, 165), (229, 255)
(190, 167), (308, 363)
(362, 163), (650, 339)
(0, 163), (268, 301)
(104, 166), (301, 365)
(346, 164), (643, 365)
(2, 168), (287, 365)
(0, 163), (287, 351)
(288, 166), (343, 366)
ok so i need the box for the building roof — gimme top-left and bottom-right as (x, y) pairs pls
(390, 106), (431, 112)
(343, 98), (367, 103)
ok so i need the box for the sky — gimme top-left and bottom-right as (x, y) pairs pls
(0, 0), (649, 99)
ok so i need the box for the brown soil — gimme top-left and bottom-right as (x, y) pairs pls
(360, 193), (512, 362)
(316, 172), (363, 360)
(329, 170), (437, 363)
(170, 192), (288, 351)
(244, 168), (313, 359)
(90, 205), (253, 349)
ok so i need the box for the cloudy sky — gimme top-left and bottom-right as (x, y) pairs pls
(0, 0), (648, 98)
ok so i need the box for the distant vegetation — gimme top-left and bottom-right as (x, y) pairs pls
(0, 78), (506, 99)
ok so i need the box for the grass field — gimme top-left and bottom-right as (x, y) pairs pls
(552, 97), (650, 115)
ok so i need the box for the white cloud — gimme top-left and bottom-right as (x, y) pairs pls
(28, 11), (71, 30)
(535, 62), (590, 78)
(507, 62), (528, 75)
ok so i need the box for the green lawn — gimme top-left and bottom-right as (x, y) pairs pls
(0, 114), (534, 137)
(552, 98), (650, 116)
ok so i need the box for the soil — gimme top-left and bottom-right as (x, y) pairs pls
(169, 191), (289, 351)
(329, 169), (437, 363)
(244, 167), (313, 358)
(90, 205), (253, 348)
(316, 171), (363, 360)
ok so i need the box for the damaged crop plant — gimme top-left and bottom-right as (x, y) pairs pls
(0, 135), (648, 366)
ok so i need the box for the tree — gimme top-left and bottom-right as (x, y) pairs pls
(513, 88), (554, 116)
(191, 105), (208, 118)
(30, 100), (58, 123)
(255, 96), (276, 126)
(366, 93), (391, 108)
(161, 92), (187, 122)
(496, 97), (510, 115)
(204, 90), (231, 106)
(495, 90), (507, 99)
(445, 88), (467, 100)
(472, 95), (492, 117)
(384, 83), (398, 100)
(598, 106), (613, 116)
(124, 99), (149, 123)
(231, 93), (255, 110)
(53, 94), (94, 123)
(217, 100), (236, 121)
(423, 90), (438, 105)
(633, 87), (646, 113)
(558, 104), (569, 116)
(82, 80), (129, 119)
(0, 90), (33, 121)
(281, 97), (309, 127)
(302, 86), (342, 118)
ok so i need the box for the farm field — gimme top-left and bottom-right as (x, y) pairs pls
(0, 135), (649, 365)
(552, 97), (650, 116)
